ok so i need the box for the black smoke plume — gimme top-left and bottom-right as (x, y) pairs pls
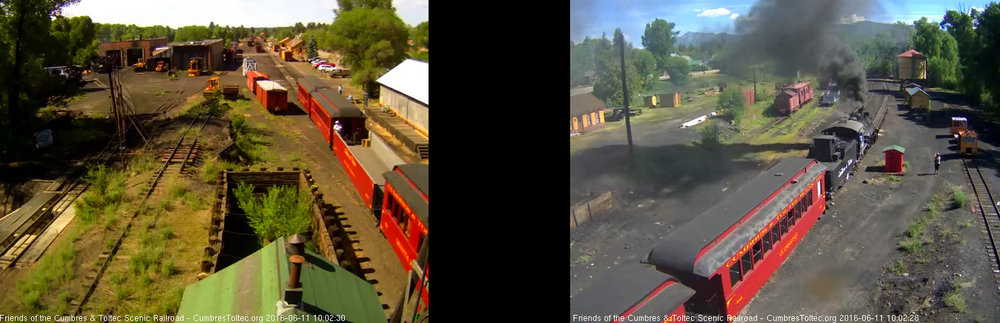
(732, 0), (874, 101)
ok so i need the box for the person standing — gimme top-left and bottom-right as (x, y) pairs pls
(364, 92), (369, 107)
(934, 153), (941, 175)
(334, 120), (343, 137)
(347, 94), (353, 103)
(338, 84), (343, 96)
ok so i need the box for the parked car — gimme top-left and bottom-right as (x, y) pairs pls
(317, 65), (337, 72)
(312, 61), (328, 68)
(329, 67), (350, 78)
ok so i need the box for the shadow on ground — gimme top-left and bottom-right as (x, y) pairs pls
(570, 141), (812, 205)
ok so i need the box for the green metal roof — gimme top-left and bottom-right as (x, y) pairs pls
(883, 145), (905, 154)
(177, 236), (385, 322)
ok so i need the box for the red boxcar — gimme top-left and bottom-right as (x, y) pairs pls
(255, 80), (288, 113)
(246, 71), (270, 95)
(645, 158), (827, 320)
(775, 82), (813, 115)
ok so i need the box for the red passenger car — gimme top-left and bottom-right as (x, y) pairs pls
(614, 278), (694, 323)
(379, 164), (428, 272)
(643, 158), (827, 320)
(295, 76), (330, 116)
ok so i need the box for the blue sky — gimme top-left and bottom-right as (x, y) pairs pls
(60, 0), (428, 28)
(570, 0), (992, 45)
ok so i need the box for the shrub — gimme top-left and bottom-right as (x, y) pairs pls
(953, 187), (966, 209)
(944, 292), (966, 312)
(701, 123), (723, 146)
(233, 183), (313, 244)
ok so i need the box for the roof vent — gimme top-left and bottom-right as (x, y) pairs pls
(284, 255), (305, 306)
(775, 173), (784, 176)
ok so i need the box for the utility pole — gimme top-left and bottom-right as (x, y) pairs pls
(617, 31), (633, 154)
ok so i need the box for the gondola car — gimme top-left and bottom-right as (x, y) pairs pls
(638, 158), (827, 319)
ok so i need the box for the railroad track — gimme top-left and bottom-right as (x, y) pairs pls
(961, 157), (1000, 295)
(72, 112), (213, 314)
(0, 136), (124, 269)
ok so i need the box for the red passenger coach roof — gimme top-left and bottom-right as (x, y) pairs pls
(384, 164), (429, 227)
(313, 89), (364, 118)
(617, 280), (695, 322)
(646, 158), (826, 277)
(297, 75), (330, 93)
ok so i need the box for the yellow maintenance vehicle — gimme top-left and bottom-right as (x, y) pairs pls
(204, 76), (239, 100)
(188, 57), (205, 76)
(155, 60), (169, 72)
(204, 76), (220, 98)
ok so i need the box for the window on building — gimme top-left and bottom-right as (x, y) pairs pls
(752, 240), (763, 264)
(741, 252), (753, 275)
(730, 262), (742, 288)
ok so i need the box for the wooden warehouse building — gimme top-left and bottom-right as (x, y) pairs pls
(570, 93), (606, 134)
(98, 37), (170, 68)
(169, 38), (225, 73)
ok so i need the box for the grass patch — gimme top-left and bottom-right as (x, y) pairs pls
(168, 183), (187, 200)
(155, 89), (170, 96)
(75, 165), (128, 225)
(943, 292), (967, 312)
(888, 175), (902, 183)
(231, 115), (273, 164)
(200, 158), (238, 184)
(952, 186), (966, 209)
(14, 239), (76, 311)
(898, 237), (923, 253)
(889, 259), (906, 275)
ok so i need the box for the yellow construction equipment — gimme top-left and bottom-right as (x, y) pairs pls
(188, 57), (205, 76)
(203, 76), (220, 98)
(155, 60), (168, 72)
(134, 61), (146, 72)
(958, 129), (980, 157)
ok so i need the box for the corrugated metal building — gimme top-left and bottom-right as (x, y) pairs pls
(177, 236), (385, 322)
(377, 59), (429, 136)
(98, 37), (170, 68)
(570, 93), (606, 133)
(170, 39), (225, 73)
(897, 49), (927, 80)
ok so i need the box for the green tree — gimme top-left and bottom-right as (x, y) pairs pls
(911, 17), (961, 88)
(942, 9), (982, 97)
(329, 7), (409, 95)
(334, 0), (394, 15)
(592, 29), (643, 108)
(411, 21), (428, 49)
(976, 3), (1000, 107)
(716, 87), (747, 127)
(641, 18), (679, 70)
(232, 183), (312, 245)
(664, 56), (691, 85)
(630, 48), (657, 89)
(307, 36), (319, 58)
(293, 22), (305, 35)
(174, 25), (212, 42)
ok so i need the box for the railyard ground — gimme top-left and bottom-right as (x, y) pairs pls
(569, 77), (1000, 321)
(0, 44), (406, 316)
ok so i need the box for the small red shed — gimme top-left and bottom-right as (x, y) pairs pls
(883, 145), (905, 173)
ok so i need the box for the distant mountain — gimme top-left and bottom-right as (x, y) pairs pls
(675, 21), (913, 47)
(833, 21), (912, 44)
(676, 32), (734, 47)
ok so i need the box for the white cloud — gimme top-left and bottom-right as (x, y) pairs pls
(730, 13), (739, 19)
(697, 8), (731, 18)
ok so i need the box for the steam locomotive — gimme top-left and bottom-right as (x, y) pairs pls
(808, 101), (886, 200)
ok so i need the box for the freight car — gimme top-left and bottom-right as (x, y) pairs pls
(774, 82), (814, 115)
(618, 158), (827, 321)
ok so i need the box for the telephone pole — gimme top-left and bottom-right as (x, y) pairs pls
(617, 31), (633, 154)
